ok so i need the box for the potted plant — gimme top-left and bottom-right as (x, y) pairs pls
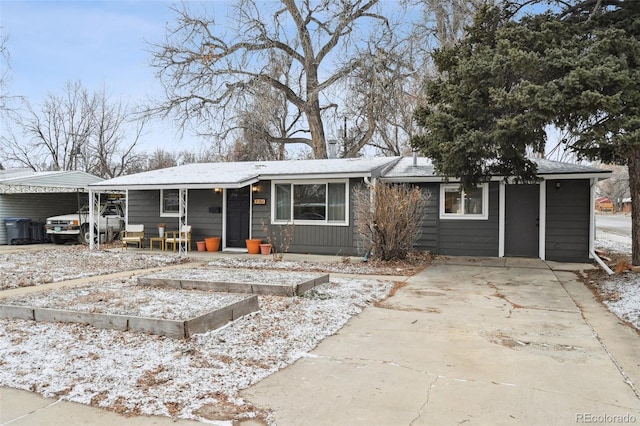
(158, 223), (166, 238)
(204, 236), (221, 252)
(245, 238), (262, 254)
(259, 243), (272, 255)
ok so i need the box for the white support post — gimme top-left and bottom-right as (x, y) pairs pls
(539, 179), (546, 260)
(89, 190), (95, 250)
(125, 189), (129, 228)
(498, 180), (505, 257)
(589, 178), (596, 257)
(89, 191), (100, 250)
(179, 188), (188, 256)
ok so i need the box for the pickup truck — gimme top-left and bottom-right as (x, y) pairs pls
(45, 201), (125, 244)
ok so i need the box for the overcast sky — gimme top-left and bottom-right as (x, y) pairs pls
(1, 0), (213, 153)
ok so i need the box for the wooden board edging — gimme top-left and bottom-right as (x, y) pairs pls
(296, 274), (330, 295)
(2, 295), (260, 339)
(0, 304), (35, 320)
(33, 308), (129, 331)
(137, 273), (331, 297)
(185, 295), (259, 337)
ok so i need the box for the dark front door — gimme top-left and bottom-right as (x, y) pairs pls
(226, 187), (250, 248)
(505, 184), (540, 257)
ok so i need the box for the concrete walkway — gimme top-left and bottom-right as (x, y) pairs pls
(241, 257), (640, 425)
(2, 254), (639, 425)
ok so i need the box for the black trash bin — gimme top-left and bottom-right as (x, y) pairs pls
(5, 217), (32, 245)
(30, 221), (46, 243)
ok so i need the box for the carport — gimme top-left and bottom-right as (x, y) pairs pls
(0, 169), (103, 245)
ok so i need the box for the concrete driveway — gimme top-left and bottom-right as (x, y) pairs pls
(242, 257), (640, 425)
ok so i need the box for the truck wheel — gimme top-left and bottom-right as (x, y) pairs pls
(51, 234), (66, 245)
(79, 224), (98, 244)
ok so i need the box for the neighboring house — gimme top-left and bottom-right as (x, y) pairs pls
(622, 197), (632, 214)
(0, 169), (103, 245)
(595, 197), (614, 212)
(89, 156), (611, 262)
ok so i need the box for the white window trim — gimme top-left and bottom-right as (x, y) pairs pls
(160, 188), (180, 217)
(270, 179), (350, 226)
(439, 183), (489, 220)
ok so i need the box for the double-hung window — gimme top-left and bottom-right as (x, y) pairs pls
(440, 183), (488, 220)
(273, 181), (348, 225)
(160, 189), (180, 217)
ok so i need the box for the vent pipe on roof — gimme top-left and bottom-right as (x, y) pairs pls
(412, 149), (418, 166)
(328, 140), (337, 159)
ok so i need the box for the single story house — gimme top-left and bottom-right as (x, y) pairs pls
(88, 156), (611, 262)
(0, 169), (103, 245)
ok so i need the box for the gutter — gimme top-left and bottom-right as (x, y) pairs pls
(590, 248), (614, 275)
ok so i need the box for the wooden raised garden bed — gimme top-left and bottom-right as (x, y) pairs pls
(0, 295), (259, 339)
(137, 270), (330, 297)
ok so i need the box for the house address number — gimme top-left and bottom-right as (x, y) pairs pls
(253, 198), (266, 205)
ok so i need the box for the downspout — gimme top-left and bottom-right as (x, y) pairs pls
(589, 178), (614, 275)
(590, 248), (614, 275)
(362, 176), (374, 262)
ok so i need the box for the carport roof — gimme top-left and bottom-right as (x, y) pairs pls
(0, 170), (103, 194)
(89, 157), (401, 190)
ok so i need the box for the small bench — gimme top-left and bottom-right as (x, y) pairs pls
(121, 224), (145, 250)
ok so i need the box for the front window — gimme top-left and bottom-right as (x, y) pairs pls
(440, 184), (488, 220)
(161, 189), (179, 217)
(273, 181), (348, 225)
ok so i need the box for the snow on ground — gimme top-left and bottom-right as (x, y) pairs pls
(0, 245), (187, 290)
(0, 278), (248, 320)
(0, 246), (395, 424)
(594, 237), (640, 331)
(0, 238), (638, 424)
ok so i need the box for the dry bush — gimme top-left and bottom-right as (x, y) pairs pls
(261, 219), (295, 261)
(354, 182), (429, 261)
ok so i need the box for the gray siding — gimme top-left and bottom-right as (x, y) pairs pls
(415, 182), (499, 257)
(0, 193), (87, 244)
(251, 179), (364, 256)
(414, 183), (439, 252)
(545, 179), (591, 262)
(127, 189), (223, 245)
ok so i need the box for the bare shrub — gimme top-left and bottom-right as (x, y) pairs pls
(261, 219), (295, 261)
(354, 182), (429, 261)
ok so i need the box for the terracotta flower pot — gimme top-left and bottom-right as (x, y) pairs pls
(204, 237), (220, 252)
(259, 243), (272, 255)
(245, 239), (262, 254)
(196, 241), (206, 251)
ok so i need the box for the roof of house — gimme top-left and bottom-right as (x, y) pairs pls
(0, 170), (103, 194)
(89, 157), (401, 190)
(381, 157), (612, 182)
(88, 155), (613, 191)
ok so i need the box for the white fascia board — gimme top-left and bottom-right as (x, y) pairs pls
(89, 178), (259, 191)
(259, 172), (373, 180)
(537, 172), (612, 180)
(381, 176), (504, 183)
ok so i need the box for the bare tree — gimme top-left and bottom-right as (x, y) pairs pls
(149, 0), (395, 159)
(226, 53), (299, 161)
(0, 31), (21, 116)
(2, 81), (144, 177)
(340, 40), (424, 157)
(335, 0), (484, 157)
(90, 87), (147, 178)
(147, 148), (178, 170)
